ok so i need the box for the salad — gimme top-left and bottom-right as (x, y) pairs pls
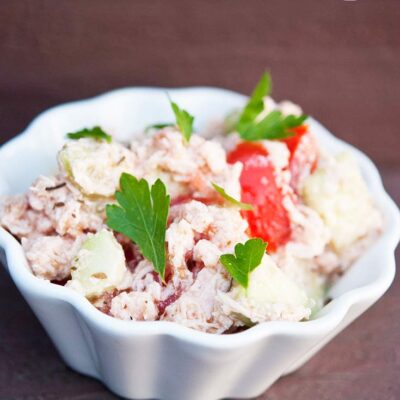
(0, 73), (382, 334)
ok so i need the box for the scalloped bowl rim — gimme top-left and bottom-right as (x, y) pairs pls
(0, 86), (399, 350)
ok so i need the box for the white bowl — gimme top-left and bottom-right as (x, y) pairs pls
(0, 87), (399, 400)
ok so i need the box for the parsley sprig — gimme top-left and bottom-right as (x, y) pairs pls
(211, 183), (253, 210)
(234, 72), (308, 141)
(143, 98), (195, 142)
(239, 111), (307, 141)
(67, 126), (112, 143)
(236, 72), (271, 134)
(170, 99), (194, 142)
(106, 174), (170, 281)
(145, 123), (175, 132)
(220, 238), (267, 289)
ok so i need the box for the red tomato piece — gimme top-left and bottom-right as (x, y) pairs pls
(281, 125), (318, 190)
(227, 142), (291, 252)
(282, 125), (308, 155)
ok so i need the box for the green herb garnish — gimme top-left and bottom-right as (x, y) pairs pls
(106, 173), (170, 281)
(169, 99), (194, 142)
(239, 111), (308, 141)
(144, 123), (175, 133)
(235, 72), (307, 141)
(236, 72), (271, 134)
(67, 126), (112, 143)
(220, 238), (267, 289)
(211, 183), (253, 210)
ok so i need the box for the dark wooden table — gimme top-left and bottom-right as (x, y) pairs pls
(0, 1), (399, 399)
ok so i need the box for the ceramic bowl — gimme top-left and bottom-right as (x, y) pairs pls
(0, 87), (399, 400)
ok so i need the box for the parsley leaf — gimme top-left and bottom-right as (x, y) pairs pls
(220, 238), (267, 289)
(235, 72), (308, 140)
(211, 183), (253, 210)
(240, 111), (308, 141)
(170, 99), (194, 142)
(67, 126), (112, 143)
(144, 123), (175, 133)
(106, 173), (170, 281)
(236, 72), (271, 134)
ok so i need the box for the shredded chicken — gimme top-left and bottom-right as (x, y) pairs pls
(22, 235), (84, 281)
(162, 267), (234, 334)
(131, 129), (242, 199)
(1, 175), (104, 240)
(0, 113), (382, 333)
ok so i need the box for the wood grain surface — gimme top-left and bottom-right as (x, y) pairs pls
(0, 1), (399, 399)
